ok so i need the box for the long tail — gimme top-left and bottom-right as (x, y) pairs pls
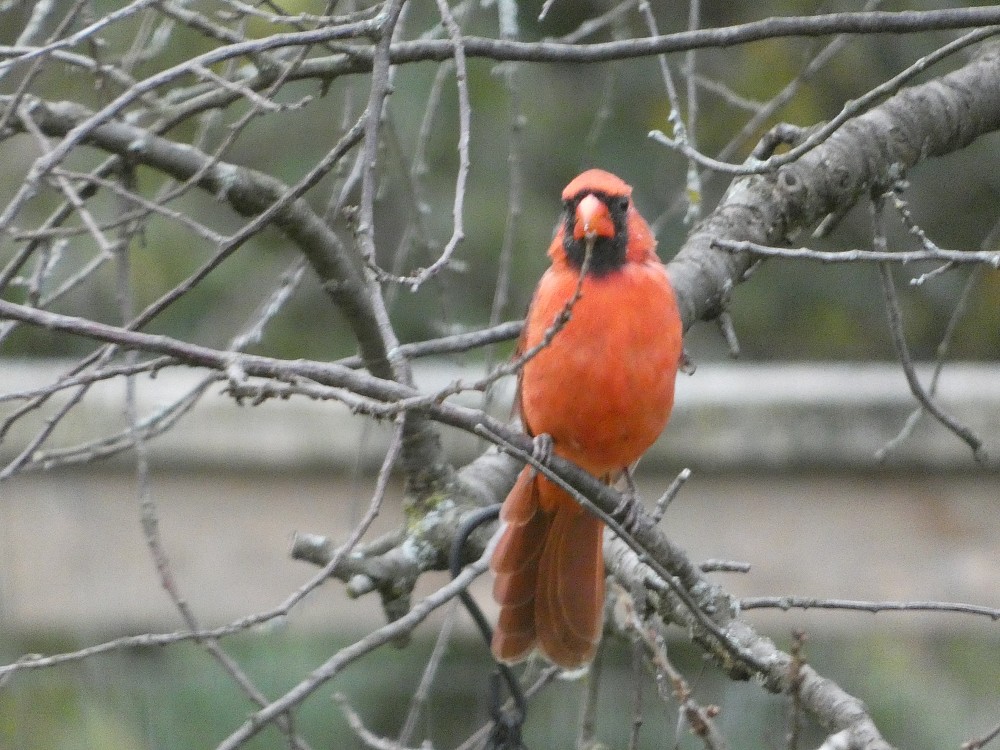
(490, 466), (605, 668)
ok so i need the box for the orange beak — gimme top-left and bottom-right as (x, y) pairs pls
(573, 194), (615, 242)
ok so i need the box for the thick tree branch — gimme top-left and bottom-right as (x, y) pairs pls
(35, 10), (999, 130)
(6, 7), (998, 84)
(666, 43), (1000, 329)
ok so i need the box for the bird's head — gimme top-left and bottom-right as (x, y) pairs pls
(559, 169), (633, 275)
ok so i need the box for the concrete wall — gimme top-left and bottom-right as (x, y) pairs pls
(3, 359), (997, 471)
(1, 360), (997, 636)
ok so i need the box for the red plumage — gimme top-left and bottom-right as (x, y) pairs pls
(491, 169), (684, 668)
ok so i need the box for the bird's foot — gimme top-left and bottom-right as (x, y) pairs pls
(528, 433), (553, 473)
(610, 469), (644, 535)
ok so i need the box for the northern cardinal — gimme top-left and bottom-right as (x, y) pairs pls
(490, 169), (684, 668)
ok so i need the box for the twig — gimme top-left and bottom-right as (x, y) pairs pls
(397, 599), (459, 746)
(876, 266), (981, 461)
(48, 168), (228, 244)
(115, 177), (313, 749)
(0, 356), (174, 404)
(356, 0), (406, 269)
(7, 259), (308, 474)
(336, 321), (523, 369)
(0, 17), (381, 239)
(964, 721), (1000, 750)
(877, 260), (985, 462)
(405, 0), (472, 289)
(650, 467), (692, 523)
(684, 0), (703, 223)
(713, 239), (1000, 268)
(713, 0), (883, 167)
(471, 236), (593, 394)
(336, 694), (428, 750)
(692, 73), (765, 113)
(639, 0), (702, 223)
(787, 630), (807, 750)
(739, 597), (1000, 620)
(700, 560), (751, 574)
(481, 0), (526, 421)
(219, 0), (378, 26)
(628, 640), (645, 750)
(0, 354), (114, 480)
(19, 377), (215, 472)
(0, 422), (409, 685)
(389, 8), (1000, 65)
(556, 0), (639, 44)
(0, 0), (160, 73)
(0, 0), (90, 137)
(577, 641), (605, 749)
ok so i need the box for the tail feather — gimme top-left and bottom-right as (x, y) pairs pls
(490, 467), (549, 664)
(491, 467), (605, 668)
(492, 599), (536, 663)
(499, 465), (539, 525)
(536, 499), (604, 667)
(550, 503), (605, 645)
(492, 566), (535, 607)
(497, 597), (535, 632)
(490, 484), (547, 576)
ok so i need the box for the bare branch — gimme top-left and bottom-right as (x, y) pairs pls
(964, 722), (1000, 750)
(402, 0), (471, 289)
(739, 597), (1000, 620)
(385, 8), (1000, 66)
(336, 693), (428, 750)
(877, 260), (986, 462)
(713, 239), (1000, 268)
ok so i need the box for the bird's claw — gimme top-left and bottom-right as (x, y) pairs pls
(529, 433), (554, 471)
(611, 469), (644, 535)
(611, 491), (644, 535)
(679, 348), (696, 375)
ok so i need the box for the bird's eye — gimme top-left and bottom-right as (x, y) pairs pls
(615, 196), (630, 212)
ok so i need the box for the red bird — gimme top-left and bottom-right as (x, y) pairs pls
(490, 169), (684, 668)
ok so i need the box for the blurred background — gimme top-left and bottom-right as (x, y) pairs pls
(1, 0), (998, 748)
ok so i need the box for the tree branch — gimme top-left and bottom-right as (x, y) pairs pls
(665, 43), (1000, 329)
